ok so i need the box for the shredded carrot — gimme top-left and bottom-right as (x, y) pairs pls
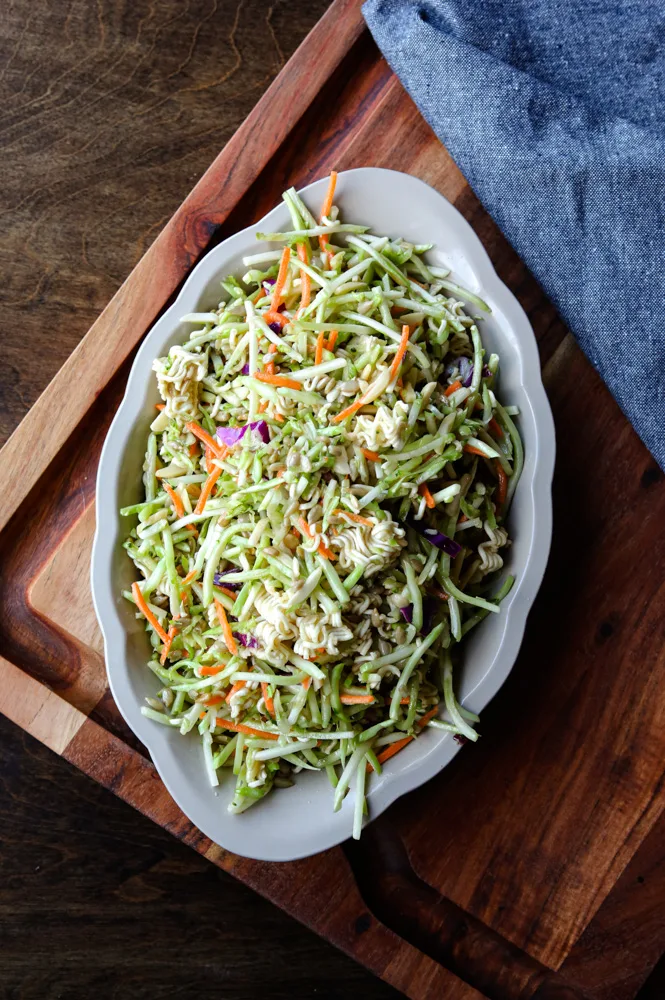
(219, 586), (237, 599)
(367, 706), (440, 772)
(458, 514), (468, 524)
(258, 399), (268, 413)
(225, 680), (245, 704)
(333, 508), (373, 526)
(302, 676), (312, 691)
(131, 582), (170, 644)
(315, 329), (325, 366)
(340, 694), (375, 705)
(189, 442), (199, 458)
(159, 625), (178, 665)
(204, 444), (213, 474)
(417, 706), (440, 728)
(489, 416), (504, 439)
(325, 250), (335, 269)
(371, 736), (413, 769)
(194, 463), (223, 514)
(263, 310), (289, 329)
(418, 483), (436, 509)
(444, 380), (463, 397)
(155, 403), (165, 411)
(254, 372), (301, 390)
(400, 697), (411, 705)
(269, 246), (291, 314)
(318, 170), (338, 253)
(463, 444), (487, 457)
(332, 398), (365, 424)
(200, 665), (224, 676)
(326, 329), (338, 351)
(389, 324), (411, 378)
(204, 694), (225, 707)
(186, 421), (225, 459)
(296, 517), (335, 560)
(273, 412), (285, 423)
(264, 361), (275, 376)
(495, 461), (508, 505)
(268, 343), (277, 353)
(181, 567), (198, 590)
(213, 718), (279, 740)
(361, 448), (381, 463)
(251, 286), (264, 304)
(163, 482), (185, 519)
(214, 598), (238, 655)
(261, 681), (275, 716)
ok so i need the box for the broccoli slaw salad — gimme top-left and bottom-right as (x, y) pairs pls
(122, 171), (523, 839)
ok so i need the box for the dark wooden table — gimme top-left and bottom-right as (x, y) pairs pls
(2, 3), (665, 999)
(0, 2), (399, 996)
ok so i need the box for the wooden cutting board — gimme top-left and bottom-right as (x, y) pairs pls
(1, 1), (664, 996)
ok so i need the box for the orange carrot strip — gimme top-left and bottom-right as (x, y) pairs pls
(254, 372), (301, 390)
(219, 586), (238, 599)
(264, 361), (275, 376)
(315, 329), (325, 366)
(326, 329), (338, 351)
(331, 398), (365, 424)
(416, 706), (440, 728)
(367, 706), (440, 772)
(200, 665), (225, 676)
(251, 286), (264, 304)
(389, 324), (411, 378)
(495, 461), (508, 506)
(458, 514), (468, 524)
(340, 694), (375, 705)
(273, 413), (285, 423)
(155, 403), (165, 411)
(263, 310), (289, 329)
(204, 694), (225, 707)
(131, 582), (170, 644)
(325, 250), (335, 269)
(269, 246), (291, 314)
(296, 517), (335, 560)
(463, 444), (487, 457)
(258, 399), (268, 413)
(318, 170), (338, 253)
(489, 416), (504, 439)
(186, 420), (226, 459)
(261, 682), (275, 716)
(225, 680), (245, 704)
(163, 482), (185, 519)
(194, 463), (223, 514)
(215, 598), (238, 655)
(371, 736), (413, 769)
(268, 343), (277, 353)
(361, 448), (380, 462)
(332, 508), (373, 526)
(444, 380), (463, 397)
(214, 718), (279, 740)
(418, 484), (436, 509)
(302, 676), (312, 691)
(159, 625), (178, 665)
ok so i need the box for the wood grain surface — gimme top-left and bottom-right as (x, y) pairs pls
(2, 0), (665, 998)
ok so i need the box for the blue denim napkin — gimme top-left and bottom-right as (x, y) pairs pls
(363, 0), (665, 469)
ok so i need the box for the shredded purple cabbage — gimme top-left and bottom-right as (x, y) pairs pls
(408, 520), (462, 558)
(454, 734), (468, 746)
(458, 357), (473, 387)
(235, 633), (259, 649)
(268, 321), (282, 335)
(216, 420), (269, 448)
(213, 570), (241, 590)
(399, 605), (413, 624)
(241, 363), (250, 375)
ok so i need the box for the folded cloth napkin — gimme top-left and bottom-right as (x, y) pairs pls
(363, 0), (665, 469)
